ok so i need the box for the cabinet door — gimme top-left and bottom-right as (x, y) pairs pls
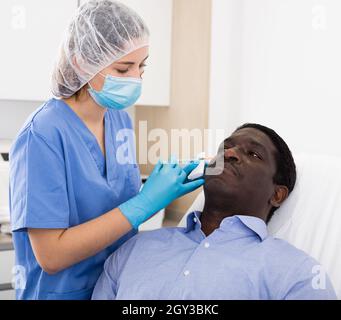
(0, 250), (15, 284)
(0, 250), (15, 300)
(0, 0), (78, 101)
(80, 0), (172, 107)
(0, 289), (15, 300)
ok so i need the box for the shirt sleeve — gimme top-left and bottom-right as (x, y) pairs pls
(10, 128), (70, 231)
(92, 252), (119, 300)
(92, 233), (141, 300)
(282, 258), (337, 300)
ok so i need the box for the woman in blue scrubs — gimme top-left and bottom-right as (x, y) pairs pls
(9, 0), (204, 300)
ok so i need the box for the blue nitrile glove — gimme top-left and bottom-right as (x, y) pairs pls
(119, 160), (205, 229)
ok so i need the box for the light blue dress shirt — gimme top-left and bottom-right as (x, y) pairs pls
(9, 98), (140, 300)
(92, 211), (337, 300)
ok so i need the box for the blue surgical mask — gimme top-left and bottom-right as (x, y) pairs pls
(88, 73), (142, 110)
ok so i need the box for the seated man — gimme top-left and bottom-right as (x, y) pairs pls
(92, 123), (337, 300)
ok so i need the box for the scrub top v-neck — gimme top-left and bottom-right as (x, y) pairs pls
(9, 98), (141, 300)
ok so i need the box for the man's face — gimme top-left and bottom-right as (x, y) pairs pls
(204, 128), (280, 217)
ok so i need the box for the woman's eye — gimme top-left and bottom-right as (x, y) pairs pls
(116, 69), (129, 74)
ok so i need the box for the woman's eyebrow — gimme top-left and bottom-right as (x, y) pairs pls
(115, 56), (149, 66)
(115, 61), (134, 65)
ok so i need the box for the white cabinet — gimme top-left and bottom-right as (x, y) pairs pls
(0, 289), (15, 300)
(80, 0), (173, 107)
(0, 0), (78, 101)
(0, 0), (172, 107)
(0, 249), (15, 300)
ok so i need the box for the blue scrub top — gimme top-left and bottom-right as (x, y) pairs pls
(9, 98), (140, 300)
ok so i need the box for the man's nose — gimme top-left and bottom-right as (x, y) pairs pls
(225, 147), (241, 163)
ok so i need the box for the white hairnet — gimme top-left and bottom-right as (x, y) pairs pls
(51, 0), (149, 98)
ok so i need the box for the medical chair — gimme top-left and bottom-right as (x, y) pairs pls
(179, 154), (341, 299)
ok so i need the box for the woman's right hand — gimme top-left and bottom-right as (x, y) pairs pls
(118, 160), (205, 229)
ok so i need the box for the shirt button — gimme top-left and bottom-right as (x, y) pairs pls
(184, 270), (190, 276)
(204, 242), (210, 248)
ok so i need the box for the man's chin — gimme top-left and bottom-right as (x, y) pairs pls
(204, 174), (239, 193)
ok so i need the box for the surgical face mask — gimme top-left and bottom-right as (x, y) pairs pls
(88, 73), (142, 110)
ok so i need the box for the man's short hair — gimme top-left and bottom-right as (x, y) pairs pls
(235, 123), (296, 223)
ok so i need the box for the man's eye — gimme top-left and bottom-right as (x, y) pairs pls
(249, 151), (261, 160)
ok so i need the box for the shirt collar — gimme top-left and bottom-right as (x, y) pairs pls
(233, 215), (268, 241)
(185, 211), (268, 242)
(185, 211), (203, 232)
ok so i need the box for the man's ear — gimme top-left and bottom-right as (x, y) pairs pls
(270, 185), (289, 208)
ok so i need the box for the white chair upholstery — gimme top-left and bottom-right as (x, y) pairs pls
(179, 153), (341, 298)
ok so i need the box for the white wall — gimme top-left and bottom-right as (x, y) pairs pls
(208, 0), (243, 155)
(209, 0), (341, 157)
